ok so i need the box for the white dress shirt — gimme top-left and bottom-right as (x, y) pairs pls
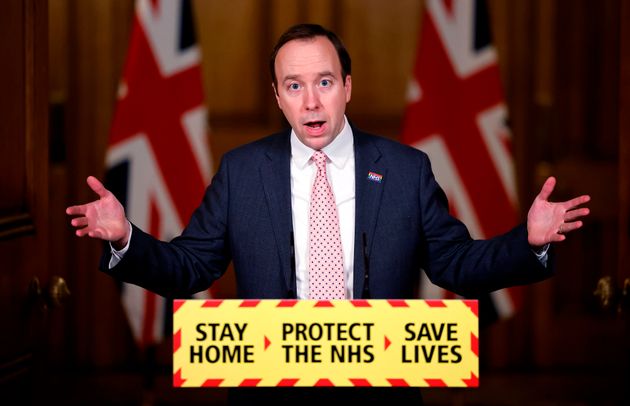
(290, 116), (355, 299)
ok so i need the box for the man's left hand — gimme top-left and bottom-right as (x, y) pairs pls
(527, 176), (591, 247)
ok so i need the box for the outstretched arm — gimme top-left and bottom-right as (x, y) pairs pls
(66, 176), (130, 248)
(527, 176), (591, 247)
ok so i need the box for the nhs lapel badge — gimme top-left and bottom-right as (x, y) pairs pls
(367, 171), (383, 183)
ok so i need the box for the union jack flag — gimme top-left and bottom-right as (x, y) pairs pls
(401, 0), (522, 323)
(105, 0), (213, 347)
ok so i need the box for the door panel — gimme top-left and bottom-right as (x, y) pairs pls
(0, 0), (50, 403)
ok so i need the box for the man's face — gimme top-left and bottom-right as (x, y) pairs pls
(273, 36), (352, 151)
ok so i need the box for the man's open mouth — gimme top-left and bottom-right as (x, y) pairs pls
(305, 121), (325, 129)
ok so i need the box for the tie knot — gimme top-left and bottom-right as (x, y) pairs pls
(312, 151), (327, 170)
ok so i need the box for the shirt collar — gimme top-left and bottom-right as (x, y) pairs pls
(290, 116), (353, 169)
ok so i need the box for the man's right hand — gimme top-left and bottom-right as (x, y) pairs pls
(66, 176), (130, 249)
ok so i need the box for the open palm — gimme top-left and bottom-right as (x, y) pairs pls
(527, 176), (590, 247)
(66, 176), (129, 245)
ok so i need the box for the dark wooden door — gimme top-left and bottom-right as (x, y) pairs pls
(517, 1), (630, 401)
(0, 0), (56, 404)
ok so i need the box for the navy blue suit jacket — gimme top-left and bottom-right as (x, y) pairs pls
(103, 127), (552, 298)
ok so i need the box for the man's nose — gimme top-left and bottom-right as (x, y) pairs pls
(303, 87), (321, 110)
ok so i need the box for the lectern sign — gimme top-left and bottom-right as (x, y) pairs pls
(173, 299), (478, 387)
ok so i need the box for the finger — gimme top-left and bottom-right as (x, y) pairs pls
(564, 207), (590, 222)
(88, 229), (105, 239)
(77, 227), (105, 239)
(537, 176), (556, 201)
(76, 228), (90, 237)
(66, 204), (87, 216)
(563, 194), (591, 210)
(87, 176), (109, 199)
(560, 220), (583, 234)
(71, 217), (89, 228)
(548, 231), (566, 243)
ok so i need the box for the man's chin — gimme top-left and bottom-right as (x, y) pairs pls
(294, 131), (334, 150)
(304, 135), (333, 150)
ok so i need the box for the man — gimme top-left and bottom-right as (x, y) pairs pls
(67, 24), (590, 404)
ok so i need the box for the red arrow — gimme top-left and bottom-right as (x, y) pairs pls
(264, 336), (271, 350)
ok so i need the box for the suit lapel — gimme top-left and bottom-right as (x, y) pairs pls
(353, 130), (386, 298)
(260, 132), (295, 296)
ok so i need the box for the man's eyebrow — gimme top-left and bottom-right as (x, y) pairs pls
(281, 71), (337, 82)
(282, 74), (300, 82)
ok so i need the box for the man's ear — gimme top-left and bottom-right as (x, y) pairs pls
(344, 75), (352, 103)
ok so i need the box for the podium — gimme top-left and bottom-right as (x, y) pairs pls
(173, 299), (478, 388)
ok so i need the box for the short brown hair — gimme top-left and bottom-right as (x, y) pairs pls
(270, 23), (352, 90)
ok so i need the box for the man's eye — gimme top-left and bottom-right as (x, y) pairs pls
(320, 79), (331, 87)
(289, 83), (300, 91)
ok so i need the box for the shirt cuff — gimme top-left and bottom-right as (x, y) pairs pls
(108, 221), (132, 269)
(532, 243), (550, 268)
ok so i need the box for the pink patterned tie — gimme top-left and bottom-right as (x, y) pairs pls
(308, 151), (345, 299)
